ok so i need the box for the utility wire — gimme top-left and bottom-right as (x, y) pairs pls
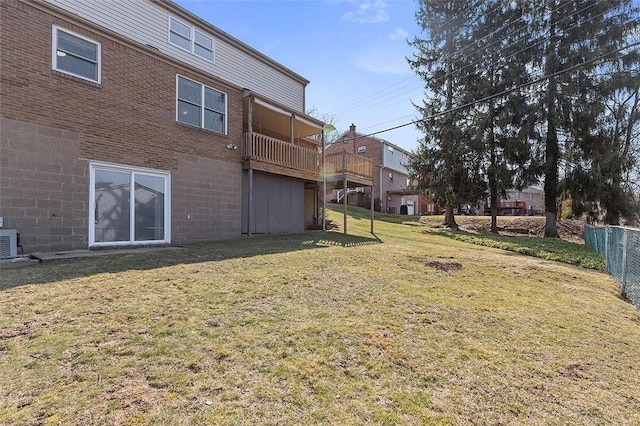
(346, 39), (640, 143)
(329, 0), (511, 115)
(354, 4), (636, 133)
(331, 0), (604, 120)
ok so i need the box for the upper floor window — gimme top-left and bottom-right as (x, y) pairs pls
(357, 146), (366, 153)
(169, 18), (191, 50)
(176, 75), (226, 134)
(169, 17), (214, 62)
(52, 26), (101, 83)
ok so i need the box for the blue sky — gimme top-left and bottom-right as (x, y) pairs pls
(173, 0), (424, 152)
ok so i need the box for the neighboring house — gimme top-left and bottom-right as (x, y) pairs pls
(324, 124), (431, 215)
(507, 187), (545, 215)
(0, 0), (340, 254)
(479, 187), (545, 215)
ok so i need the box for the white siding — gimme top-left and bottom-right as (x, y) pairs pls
(383, 143), (409, 175)
(45, 0), (306, 112)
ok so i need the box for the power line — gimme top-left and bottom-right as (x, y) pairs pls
(350, 39), (640, 143)
(329, 0), (499, 116)
(331, 0), (604, 123)
(353, 3), (638, 135)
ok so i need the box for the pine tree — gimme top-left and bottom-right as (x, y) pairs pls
(407, 0), (485, 229)
(564, 62), (640, 224)
(465, 0), (542, 233)
(528, 0), (639, 235)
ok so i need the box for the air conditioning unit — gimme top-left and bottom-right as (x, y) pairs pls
(0, 229), (18, 259)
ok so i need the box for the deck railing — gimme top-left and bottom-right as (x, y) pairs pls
(243, 133), (373, 182)
(325, 151), (373, 180)
(244, 132), (320, 175)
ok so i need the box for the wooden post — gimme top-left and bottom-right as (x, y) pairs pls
(247, 168), (254, 238)
(343, 149), (347, 235)
(290, 114), (295, 144)
(322, 131), (326, 231)
(247, 97), (253, 237)
(371, 186), (374, 234)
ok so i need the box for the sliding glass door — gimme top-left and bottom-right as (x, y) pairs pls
(90, 163), (170, 246)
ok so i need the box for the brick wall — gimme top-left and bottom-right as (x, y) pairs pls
(325, 125), (383, 205)
(0, 0), (245, 252)
(173, 154), (242, 243)
(324, 125), (419, 212)
(0, 118), (88, 251)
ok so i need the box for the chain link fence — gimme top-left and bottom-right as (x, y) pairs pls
(585, 224), (640, 309)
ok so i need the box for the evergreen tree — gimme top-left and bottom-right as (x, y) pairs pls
(528, 0), (639, 235)
(563, 63), (640, 224)
(465, 0), (542, 233)
(407, 0), (485, 229)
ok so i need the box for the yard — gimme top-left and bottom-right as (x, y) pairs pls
(1, 206), (639, 425)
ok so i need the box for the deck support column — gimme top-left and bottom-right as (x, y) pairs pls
(247, 96), (253, 238)
(248, 168), (253, 237)
(371, 185), (374, 234)
(322, 131), (326, 231)
(343, 149), (347, 235)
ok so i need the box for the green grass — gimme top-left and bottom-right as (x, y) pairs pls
(372, 209), (604, 271)
(1, 205), (638, 425)
(451, 232), (605, 271)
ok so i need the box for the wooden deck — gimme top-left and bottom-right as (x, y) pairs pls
(242, 132), (320, 181)
(324, 151), (373, 187)
(242, 132), (373, 185)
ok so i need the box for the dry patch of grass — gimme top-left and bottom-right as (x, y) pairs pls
(1, 206), (639, 425)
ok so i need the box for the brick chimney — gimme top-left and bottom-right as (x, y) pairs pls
(349, 123), (356, 139)
(349, 124), (356, 152)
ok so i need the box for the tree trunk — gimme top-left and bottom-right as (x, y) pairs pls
(443, 203), (459, 230)
(545, 212), (558, 237)
(488, 94), (499, 234)
(543, 2), (560, 238)
(543, 121), (560, 238)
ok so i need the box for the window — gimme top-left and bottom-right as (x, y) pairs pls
(89, 163), (171, 246)
(388, 146), (394, 154)
(169, 17), (214, 62)
(169, 18), (191, 51)
(194, 31), (214, 61)
(52, 26), (101, 83)
(388, 172), (393, 182)
(176, 75), (226, 134)
(357, 146), (366, 153)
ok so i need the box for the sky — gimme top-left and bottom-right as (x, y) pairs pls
(173, 0), (425, 152)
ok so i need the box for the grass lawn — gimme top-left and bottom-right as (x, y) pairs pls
(1, 206), (639, 425)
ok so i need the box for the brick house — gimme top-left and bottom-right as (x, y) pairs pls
(324, 124), (431, 215)
(1, 0), (368, 254)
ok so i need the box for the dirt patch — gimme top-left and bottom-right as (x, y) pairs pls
(458, 217), (585, 243)
(425, 261), (463, 272)
(559, 363), (592, 380)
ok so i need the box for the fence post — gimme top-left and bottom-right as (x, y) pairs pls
(621, 228), (628, 296)
(604, 226), (608, 270)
